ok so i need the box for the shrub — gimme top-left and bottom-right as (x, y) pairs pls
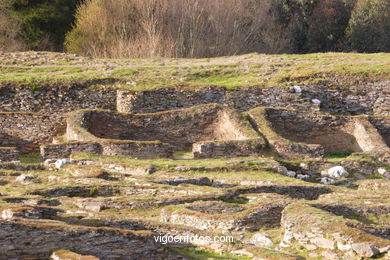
(306, 0), (351, 52)
(346, 0), (390, 52)
(0, 0), (24, 51)
(65, 0), (293, 58)
(11, 0), (81, 51)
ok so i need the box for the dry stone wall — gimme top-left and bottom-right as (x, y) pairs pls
(0, 221), (177, 259)
(263, 109), (361, 152)
(0, 113), (66, 151)
(58, 104), (264, 159)
(117, 81), (390, 115)
(193, 139), (265, 158)
(0, 80), (388, 116)
(369, 117), (390, 147)
(247, 108), (325, 159)
(0, 82), (116, 114)
(101, 141), (172, 159)
(248, 107), (389, 159)
(0, 147), (19, 162)
(281, 203), (390, 258)
(117, 87), (317, 114)
(40, 142), (101, 159)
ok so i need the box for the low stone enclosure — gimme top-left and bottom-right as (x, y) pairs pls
(0, 80), (387, 161)
(41, 104), (266, 159)
(161, 200), (289, 232)
(38, 105), (388, 160)
(248, 107), (390, 159)
(0, 104), (378, 160)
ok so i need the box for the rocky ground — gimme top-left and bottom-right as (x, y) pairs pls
(0, 51), (389, 259)
(0, 153), (389, 259)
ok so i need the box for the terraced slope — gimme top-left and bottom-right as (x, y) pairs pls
(0, 51), (389, 260)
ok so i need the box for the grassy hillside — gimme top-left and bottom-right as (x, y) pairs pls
(0, 52), (389, 90)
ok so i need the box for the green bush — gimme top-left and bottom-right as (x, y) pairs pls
(0, 0), (24, 51)
(11, 0), (82, 51)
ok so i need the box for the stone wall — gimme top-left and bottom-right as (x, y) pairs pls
(40, 141), (173, 160)
(65, 104), (262, 158)
(0, 112), (66, 151)
(248, 107), (389, 159)
(1, 80), (388, 116)
(0, 82), (116, 114)
(193, 139), (266, 158)
(369, 116), (390, 147)
(82, 104), (258, 150)
(281, 203), (390, 258)
(263, 109), (361, 153)
(40, 142), (101, 159)
(0, 147), (19, 162)
(117, 81), (390, 115)
(0, 221), (176, 259)
(117, 87), (317, 114)
(247, 108), (325, 159)
(101, 141), (172, 159)
(353, 117), (390, 156)
(161, 202), (286, 232)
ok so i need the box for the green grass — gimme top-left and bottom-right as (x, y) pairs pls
(71, 152), (269, 168)
(1, 52), (388, 90)
(19, 152), (42, 164)
(323, 150), (354, 159)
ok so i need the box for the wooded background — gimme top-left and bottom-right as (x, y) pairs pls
(1, 0), (389, 57)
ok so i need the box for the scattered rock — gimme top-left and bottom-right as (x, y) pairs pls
(232, 249), (253, 257)
(44, 159), (57, 167)
(378, 167), (390, 178)
(274, 165), (288, 175)
(351, 243), (379, 258)
(308, 252), (319, 258)
(16, 174), (36, 184)
(293, 85), (302, 94)
(55, 159), (73, 169)
(320, 177), (340, 185)
(76, 160), (95, 166)
(321, 166), (349, 179)
(250, 233), (274, 247)
(287, 171), (296, 177)
(378, 168), (387, 175)
(51, 249), (100, 260)
(76, 200), (106, 212)
(321, 250), (340, 260)
(312, 99), (321, 105)
(297, 174), (309, 180)
(312, 237), (334, 249)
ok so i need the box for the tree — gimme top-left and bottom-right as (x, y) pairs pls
(12, 0), (82, 51)
(306, 0), (350, 52)
(346, 0), (390, 52)
(65, 0), (293, 58)
(0, 0), (24, 51)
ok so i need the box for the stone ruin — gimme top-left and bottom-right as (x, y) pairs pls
(0, 79), (389, 259)
(41, 104), (265, 159)
(0, 83), (387, 162)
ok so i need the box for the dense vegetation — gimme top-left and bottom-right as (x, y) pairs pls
(1, 0), (389, 57)
(0, 0), (81, 51)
